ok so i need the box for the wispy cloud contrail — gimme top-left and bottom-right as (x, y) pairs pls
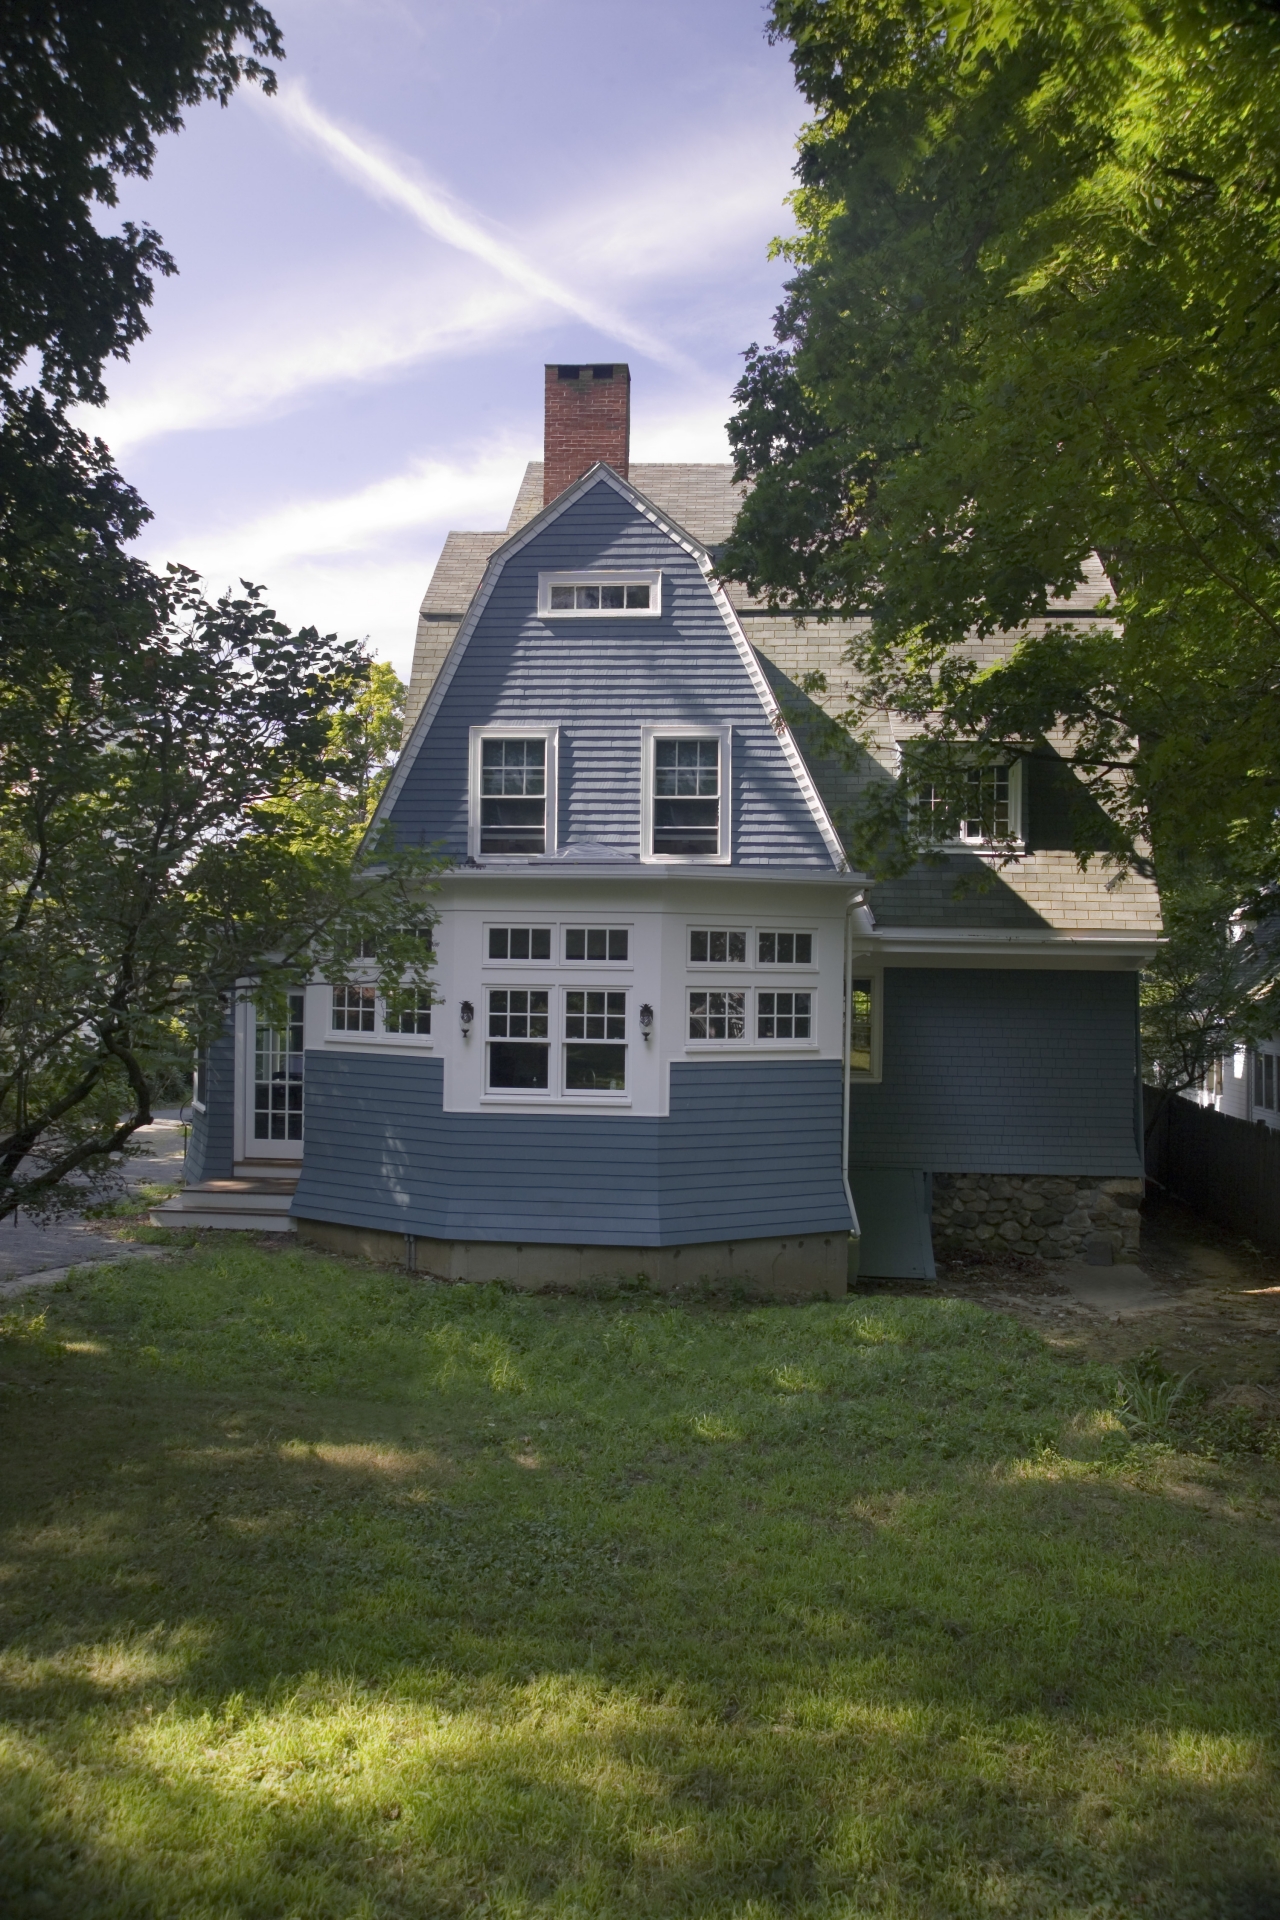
(271, 85), (696, 374)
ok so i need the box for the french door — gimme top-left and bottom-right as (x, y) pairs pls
(244, 993), (305, 1160)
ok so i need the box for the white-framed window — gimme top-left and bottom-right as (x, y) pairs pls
(538, 571), (661, 618)
(483, 986), (629, 1098)
(910, 756), (1024, 847)
(849, 972), (882, 1081)
(329, 983), (433, 1043)
(487, 988), (550, 1090)
(1255, 1048), (1279, 1114)
(757, 991), (811, 1040)
(564, 927), (629, 962)
(689, 928), (747, 964)
(332, 985), (377, 1032)
(757, 931), (814, 966)
(564, 989), (627, 1092)
(486, 925), (553, 962)
(641, 725), (731, 863)
(688, 990), (746, 1041)
(468, 726), (558, 860)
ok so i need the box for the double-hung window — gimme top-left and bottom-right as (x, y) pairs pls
(1255, 1049), (1279, 1115)
(642, 726), (731, 861)
(469, 727), (558, 859)
(565, 991), (627, 1089)
(487, 988), (550, 1088)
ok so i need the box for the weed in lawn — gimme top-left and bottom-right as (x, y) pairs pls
(0, 1245), (1277, 1918)
(1115, 1348), (1197, 1439)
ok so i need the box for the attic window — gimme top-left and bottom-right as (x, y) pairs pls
(538, 571), (661, 618)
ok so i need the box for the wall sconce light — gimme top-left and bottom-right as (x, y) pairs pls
(638, 1003), (654, 1041)
(460, 999), (474, 1037)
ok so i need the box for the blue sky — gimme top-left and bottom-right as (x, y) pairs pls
(81, 0), (805, 677)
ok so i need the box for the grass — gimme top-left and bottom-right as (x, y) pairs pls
(1, 1245), (1279, 1919)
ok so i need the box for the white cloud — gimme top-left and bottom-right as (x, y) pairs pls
(269, 84), (695, 375)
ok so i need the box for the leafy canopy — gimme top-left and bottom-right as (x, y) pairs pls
(723, 0), (1280, 902)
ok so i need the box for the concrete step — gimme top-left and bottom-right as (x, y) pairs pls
(151, 1181), (297, 1233)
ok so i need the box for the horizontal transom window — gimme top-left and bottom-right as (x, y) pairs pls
(488, 926), (552, 960)
(690, 929), (746, 964)
(758, 931), (813, 966)
(565, 927), (628, 961)
(538, 571), (661, 618)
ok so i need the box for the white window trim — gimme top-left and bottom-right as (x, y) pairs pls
(901, 749), (1026, 851)
(481, 923), (556, 967)
(325, 981), (434, 1049)
(640, 723), (732, 865)
(468, 725), (559, 863)
(481, 982), (631, 1103)
(847, 963), (883, 1084)
(537, 570), (662, 618)
(682, 985), (819, 1053)
(683, 925), (820, 969)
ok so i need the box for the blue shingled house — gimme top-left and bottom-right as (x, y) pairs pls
(160, 364), (1161, 1291)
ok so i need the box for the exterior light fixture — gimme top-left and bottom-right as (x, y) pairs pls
(638, 1003), (654, 1040)
(460, 999), (474, 1037)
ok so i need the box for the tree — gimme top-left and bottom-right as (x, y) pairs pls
(0, 562), (432, 1219)
(722, 0), (1280, 905)
(1140, 887), (1280, 1127)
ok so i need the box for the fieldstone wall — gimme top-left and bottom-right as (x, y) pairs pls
(932, 1173), (1143, 1262)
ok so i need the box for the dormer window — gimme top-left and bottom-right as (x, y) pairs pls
(641, 725), (732, 862)
(468, 727), (559, 860)
(538, 571), (661, 617)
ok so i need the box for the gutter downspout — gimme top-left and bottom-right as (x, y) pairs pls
(842, 894), (862, 1281)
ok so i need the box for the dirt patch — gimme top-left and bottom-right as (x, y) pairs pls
(860, 1189), (1280, 1401)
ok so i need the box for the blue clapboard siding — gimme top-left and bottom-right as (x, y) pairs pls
(291, 1055), (854, 1245)
(185, 1020), (236, 1183)
(849, 969), (1142, 1174)
(385, 477), (834, 868)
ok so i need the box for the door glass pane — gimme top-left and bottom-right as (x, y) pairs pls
(254, 994), (305, 1141)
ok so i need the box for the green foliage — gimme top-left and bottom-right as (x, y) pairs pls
(1, 1248), (1277, 1915)
(1139, 882), (1280, 1095)
(0, 559), (435, 1218)
(1114, 1348), (1195, 1439)
(725, 0), (1280, 904)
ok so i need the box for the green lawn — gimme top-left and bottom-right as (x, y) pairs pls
(1, 1245), (1278, 1919)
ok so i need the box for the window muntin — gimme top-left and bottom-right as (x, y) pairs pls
(488, 925), (552, 961)
(912, 759), (1022, 845)
(850, 977), (875, 1075)
(688, 990), (746, 1041)
(487, 988), (550, 1090)
(332, 985), (376, 1032)
(757, 931), (813, 966)
(538, 571), (660, 618)
(565, 990), (627, 1092)
(480, 738), (546, 854)
(757, 991), (811, 1041)
(689, 929), (746, 964)
(653, 737), (720, 856)
(564, 927), (628, 962)
(387, 992), (432, 1036)
(254, 995), (304, 1141)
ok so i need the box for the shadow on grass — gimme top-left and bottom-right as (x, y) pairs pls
(2, 1258), (1279, 1917)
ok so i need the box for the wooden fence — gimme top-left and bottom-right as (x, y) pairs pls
(1144, 1086), (1280, 1252)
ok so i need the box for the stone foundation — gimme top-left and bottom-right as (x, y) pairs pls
(295, 1219), (855, 1301)
(931, 1174), (1143, 1262)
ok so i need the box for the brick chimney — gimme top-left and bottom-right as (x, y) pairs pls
(543, 363), (630, 505)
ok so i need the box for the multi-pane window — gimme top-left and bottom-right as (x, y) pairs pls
(1255, 1050), (1279, 1113)
(917, 763), (1016, 843)
(653, 738), (720, 855)
(688, 991), (746, 1040)
(332, 985), (376, 1032)
(758, 932), (813, 965)
(487, 989), (550, 1089)
(565, 927), (628, 961)
(850, 977), (875, 1075)
(387, 992), (432, 1036)
(480, 739), (546, 854)
(565, 990), (627, 1091)
(548, 581), (652, 611)
(254, 994), (304, 1141)
(689, 929), (746, 963)
(757, 992), (811, 1040)
(488, 926), (552, 960)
